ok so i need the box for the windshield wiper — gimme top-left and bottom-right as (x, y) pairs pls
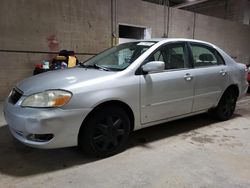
(93, 64), (109, 71)
(80, 63), (109, 71)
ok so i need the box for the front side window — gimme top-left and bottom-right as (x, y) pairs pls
(84, 42), (156, 71)
(145, 42), (188, 70)
(190, 43), (224, 67)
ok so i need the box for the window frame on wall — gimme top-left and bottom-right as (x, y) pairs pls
(118, 24), (152, 44)
(142, 0), (165, 5)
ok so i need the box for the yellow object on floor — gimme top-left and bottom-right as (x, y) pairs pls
(55, 56), (67, 61)
(68, 56), (77, 67)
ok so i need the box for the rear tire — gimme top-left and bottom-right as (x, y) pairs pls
(78, 106), (131, 157)
(214, 89), (237, 121)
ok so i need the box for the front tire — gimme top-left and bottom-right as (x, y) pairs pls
(79, 106), (131, 157)
(214, 89), (237, 121)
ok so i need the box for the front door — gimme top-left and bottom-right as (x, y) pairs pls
(140, 42), (194, 125)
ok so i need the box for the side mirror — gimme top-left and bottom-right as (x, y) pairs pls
(142, 61), (165, 74)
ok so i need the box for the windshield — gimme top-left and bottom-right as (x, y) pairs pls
(83, 41), (156, 71)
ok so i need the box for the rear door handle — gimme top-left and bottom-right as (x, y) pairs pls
(184, 73), (193, 81)
(219, 70), (227, 76)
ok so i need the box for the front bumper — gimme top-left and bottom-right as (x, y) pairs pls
(4, 99), (92, 149)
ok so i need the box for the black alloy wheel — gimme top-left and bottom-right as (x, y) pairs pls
(93, 115), (127, 152)
(79, 106), (131, 157)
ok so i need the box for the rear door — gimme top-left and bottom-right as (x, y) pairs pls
(188, 42), (228, 112)
(140, 42), (195, 125)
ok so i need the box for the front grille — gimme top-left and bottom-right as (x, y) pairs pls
(9, 88), (23, 104)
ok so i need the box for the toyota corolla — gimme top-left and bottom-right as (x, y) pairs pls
(4, 38), (248, 157)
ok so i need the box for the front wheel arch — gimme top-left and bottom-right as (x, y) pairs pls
(78, 100), (135, 144)
(78, 103), (133, 156)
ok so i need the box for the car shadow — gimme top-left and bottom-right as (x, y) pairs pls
(0, 113), (242, 177)
(0, 125), (97, 177)
(128, 113), (241, 148)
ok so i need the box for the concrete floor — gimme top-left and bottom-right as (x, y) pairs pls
(0, 95), (250, 188)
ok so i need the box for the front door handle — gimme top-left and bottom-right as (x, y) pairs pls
(184, 73), (193, 81)
(219, 70), (227, 76)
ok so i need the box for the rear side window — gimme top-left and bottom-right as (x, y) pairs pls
(190, 43), (224, 68)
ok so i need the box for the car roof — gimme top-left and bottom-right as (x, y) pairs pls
(137, 38), (216, 47)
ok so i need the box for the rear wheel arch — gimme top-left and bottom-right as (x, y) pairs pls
(213, 84), (239, 121)
(217, 84), (239, 107)
(223, 84), (239, 98)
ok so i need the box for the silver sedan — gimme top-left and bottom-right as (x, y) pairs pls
(4, 39), (249, 157)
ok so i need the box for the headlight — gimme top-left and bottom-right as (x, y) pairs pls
(21, 90), (72, 108)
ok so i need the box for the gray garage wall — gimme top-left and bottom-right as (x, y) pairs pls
(0, 0), (250, 100)
(116, 0), (165, 38)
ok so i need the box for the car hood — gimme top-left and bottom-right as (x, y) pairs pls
(16, 68), (114, 95)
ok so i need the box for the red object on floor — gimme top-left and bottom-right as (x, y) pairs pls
(35, 63), (43, 69)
